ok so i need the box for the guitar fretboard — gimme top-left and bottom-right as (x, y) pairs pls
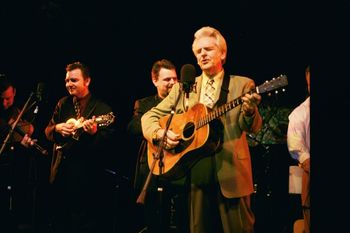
(197, 90), (254, 129)
(194, 74), (287, 130)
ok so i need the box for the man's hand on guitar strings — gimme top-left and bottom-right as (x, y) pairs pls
(241, 92), (261, 116)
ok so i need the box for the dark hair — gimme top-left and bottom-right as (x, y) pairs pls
(0, 74), (15, 93)
(66, 61), (91, 80)
(151, 59), (176, 81)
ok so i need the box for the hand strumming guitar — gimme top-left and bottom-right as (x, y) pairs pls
(153, 128), (180, 150)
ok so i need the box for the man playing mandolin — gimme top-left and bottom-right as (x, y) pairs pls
(45, 61), (116, 233)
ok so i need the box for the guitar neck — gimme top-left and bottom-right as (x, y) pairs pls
(197, 89), (256, 129)
(195, 74), (288, 129)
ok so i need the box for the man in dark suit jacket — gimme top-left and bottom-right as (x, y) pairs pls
(127, 59), (178, 233)
(0, 75), (38, 232)
(45, 61), (116, 233)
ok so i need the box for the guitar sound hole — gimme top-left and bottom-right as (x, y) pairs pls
(183, 122), (194, 139)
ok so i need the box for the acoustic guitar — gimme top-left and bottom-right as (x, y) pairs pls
(147, 75), (288, 179)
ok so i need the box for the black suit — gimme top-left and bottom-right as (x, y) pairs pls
(0, 105), (36, 232)
(127, 95), (163, 191)
(45, 94), (115, 233)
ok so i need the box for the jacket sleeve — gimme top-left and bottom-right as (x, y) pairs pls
(45, 99), (65, 143)
(238, 79), (262, 134)
(141, 83), (182, 143)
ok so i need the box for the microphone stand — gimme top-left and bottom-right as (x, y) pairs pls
(0, 92), (35, 156)
(136, 86), (183, 205)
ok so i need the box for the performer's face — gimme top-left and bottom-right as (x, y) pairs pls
(193, 36), (225, 76)
(153, 68), (177, 99)
(0, 85), (16, 110)
(65, 68), (90, 98)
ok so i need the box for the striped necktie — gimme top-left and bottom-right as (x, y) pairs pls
(74, 101), (81, 118)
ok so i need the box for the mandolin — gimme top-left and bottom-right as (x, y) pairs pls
(55, 112), (115, 151)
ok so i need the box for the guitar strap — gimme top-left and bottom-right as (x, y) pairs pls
(216, 73), (231, 107)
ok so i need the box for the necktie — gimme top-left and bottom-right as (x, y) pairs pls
(204, 79), (216, 108)
(74, 101), (81, 118)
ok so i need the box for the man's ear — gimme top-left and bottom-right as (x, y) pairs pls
(152, 77), (158, 87)
(84, 77), (91, 86)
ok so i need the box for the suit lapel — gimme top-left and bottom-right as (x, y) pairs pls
(82, 97), (97, 119)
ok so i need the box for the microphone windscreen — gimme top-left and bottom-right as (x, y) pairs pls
(36, 82), (46, 102)
(180, 64), (196, 84)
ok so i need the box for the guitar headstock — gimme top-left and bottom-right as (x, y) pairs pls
(257, 74), (288, 95)
(95, 112), (115, 127)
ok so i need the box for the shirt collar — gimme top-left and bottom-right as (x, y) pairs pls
(202, 70), (224, 85)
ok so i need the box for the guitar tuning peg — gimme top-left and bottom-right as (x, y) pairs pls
(275, 90), (279, 94)
(282, 88), (286, 92)
(268, 92), (272, 96)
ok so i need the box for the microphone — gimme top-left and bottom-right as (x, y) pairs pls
(180, 64), (196, 94)
(35, 82), (46, 102)
(180, 64), (196, 111)
(29, 82), (47, 116)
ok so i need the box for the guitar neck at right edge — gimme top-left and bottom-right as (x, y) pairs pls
(196, 74), (288, 129)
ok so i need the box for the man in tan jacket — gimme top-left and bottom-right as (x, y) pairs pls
(141, 26), (262, 233)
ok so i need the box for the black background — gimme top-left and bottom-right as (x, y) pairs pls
(1, 0), (312, 111)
